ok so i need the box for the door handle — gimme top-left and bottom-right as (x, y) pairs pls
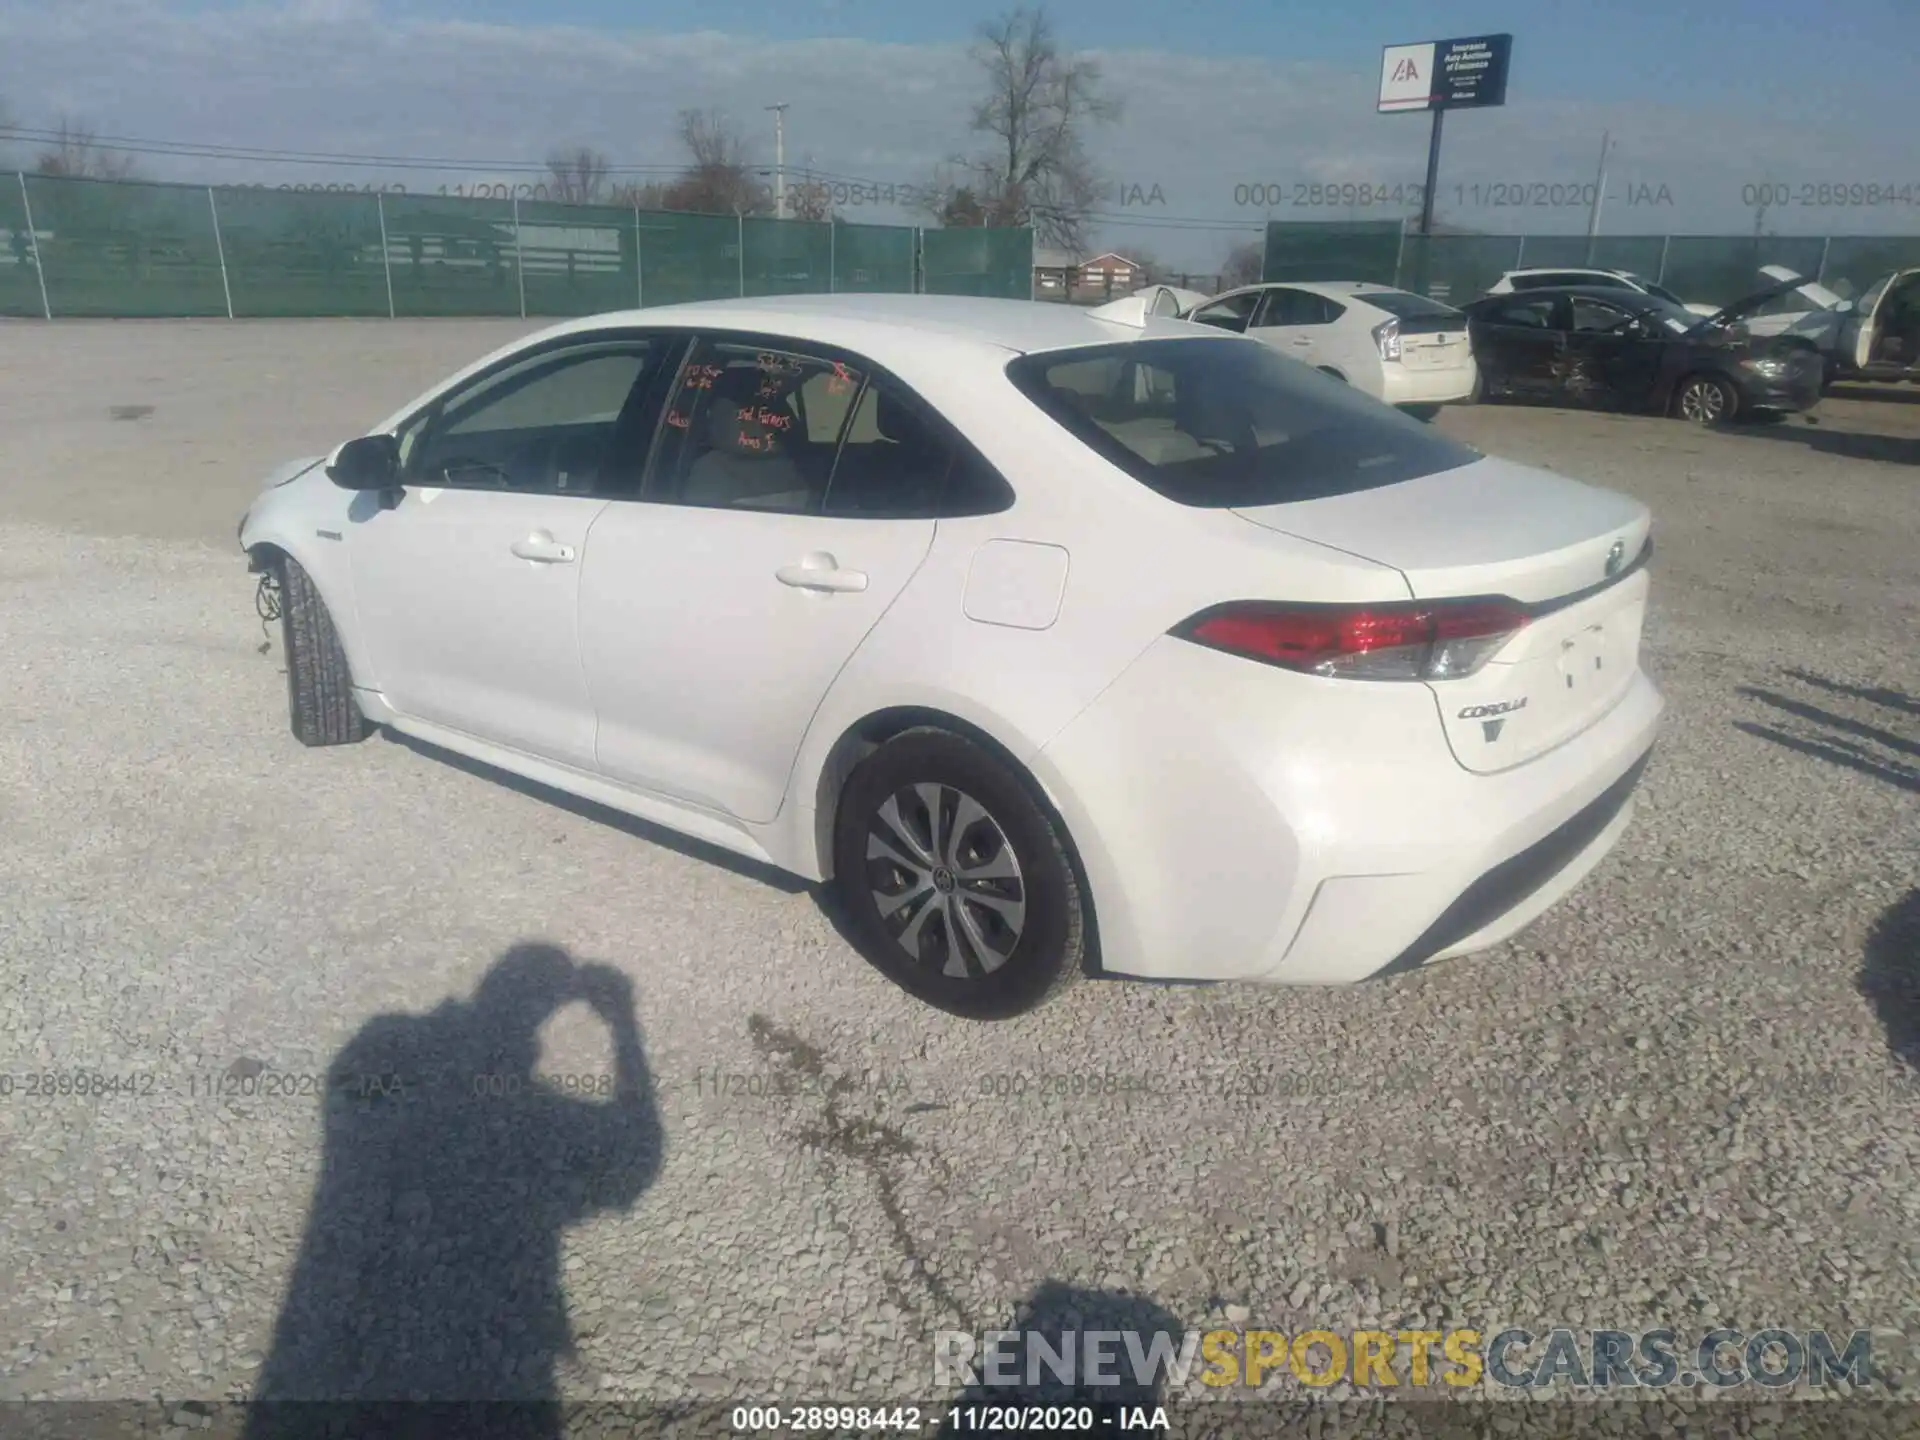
(776, 553), (868, 593)
(511, 533), (576, 564)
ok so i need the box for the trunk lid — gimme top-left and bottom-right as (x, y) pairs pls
(1232, 454), (1652, 773)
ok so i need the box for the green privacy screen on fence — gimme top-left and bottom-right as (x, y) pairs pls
(921, 226), (1035, 298)
(1265, 222), (1920, 308)
(0, 173), (1023, 317)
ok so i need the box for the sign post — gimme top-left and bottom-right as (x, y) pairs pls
(1379, 33), (1513, 239)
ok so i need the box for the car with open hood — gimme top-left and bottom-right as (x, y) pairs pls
(1742, 264), (1920, 386)
(1460, 274), (1827, 422)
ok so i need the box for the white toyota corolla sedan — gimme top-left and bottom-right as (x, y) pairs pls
(239, 293), (1661, 1019)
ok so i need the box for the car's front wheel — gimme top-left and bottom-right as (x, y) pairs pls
(276, 554), (371, 747)
(832, 730), (1085, 1019)
(1673, 372), (1739, 424)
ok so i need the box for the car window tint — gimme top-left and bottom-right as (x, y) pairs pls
(1488, 297), (1557, 329)
(1571, 297), (1635, 332)
(1361, 289), (1462, 322)
(646, 340), (862, 513)
(1252, 289), (1316, 327)
(1007, 337), (1478, 509)
(1190, 293), (1261, 330)
(408, 341), (656, 494)
(822, 378), (1012, 519)
(796, 364), (871, 444)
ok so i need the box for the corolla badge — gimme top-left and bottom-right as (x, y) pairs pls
(1605, 539), (1627, 577)
(1460, 697), (1527, 744)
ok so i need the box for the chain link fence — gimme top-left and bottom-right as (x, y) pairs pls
(1262, 220), (1920, 308)
(0, 173), (1033, 318)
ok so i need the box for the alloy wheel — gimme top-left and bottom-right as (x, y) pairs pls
(1679, 379), (1727, 422)
(864, 783), (1027, 979)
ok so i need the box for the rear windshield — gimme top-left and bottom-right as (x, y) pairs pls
(1005, 336), (1479, 508)
(1359, 289), (1462, 321)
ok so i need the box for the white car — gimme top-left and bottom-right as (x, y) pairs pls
(239, 294), (1661, 1019)
(1744, 264), (1920, 382)
(1185, 282), (1479, 414)
(1488, 267), (1717, 317)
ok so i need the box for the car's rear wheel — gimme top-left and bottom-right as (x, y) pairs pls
(277, 555), (370, 747)
(832, 730), (1084, 1019)
(1400, 403), (1441, 422)
(1673, 372), (1738, 424)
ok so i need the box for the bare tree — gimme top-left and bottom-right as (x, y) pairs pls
(1219, 238), (1263, 289)
(544, 145), (609, 205)
(656, 109), (772, 215)
(787, 177), (834, 223)
(920, 7), (1120, 251)
(33, 119), (140, 180)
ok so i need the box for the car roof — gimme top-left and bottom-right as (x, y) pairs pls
(1505, 267), (1629, 277)
(1232, 280), (1409, 298)
(1474, 285), (1667, 307)
(517, 293), (1171, 357)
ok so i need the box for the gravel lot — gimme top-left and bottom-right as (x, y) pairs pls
(1, 320), (1917, 1419)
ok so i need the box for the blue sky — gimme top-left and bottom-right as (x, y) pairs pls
(367, 0), (1914, 122)
(3, 0), (1915, 269)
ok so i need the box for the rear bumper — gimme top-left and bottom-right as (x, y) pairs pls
(1367, 747), (1650, 977)
(1382, 359), (1478, 405)
(1032, 635), (1662, 985)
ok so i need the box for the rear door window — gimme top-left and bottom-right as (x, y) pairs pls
(1006, 336), (1479, 508)
(1485, 296), (1559, 329)
(1188, 292), (1262, 332)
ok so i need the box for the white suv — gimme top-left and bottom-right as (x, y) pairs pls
(1186, 282), (1478, 415)
(1488, 267), (1717, 317)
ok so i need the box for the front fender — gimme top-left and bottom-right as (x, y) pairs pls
(240, 472), (372, 690)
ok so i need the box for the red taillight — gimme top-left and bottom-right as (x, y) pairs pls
(1177, 598), (1529, 681)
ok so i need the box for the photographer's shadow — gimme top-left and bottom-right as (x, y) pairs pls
(245, 943), (664, 1437)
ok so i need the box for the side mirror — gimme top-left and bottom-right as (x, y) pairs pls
(327, 434), (400, 491)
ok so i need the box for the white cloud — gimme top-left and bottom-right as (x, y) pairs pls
(0, 0), (1911, 269)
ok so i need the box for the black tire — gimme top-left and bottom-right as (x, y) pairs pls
(1317, 366), (1346, 383)
(832, 729), (1084, 1019)
(279, 555), (370, 747)
(1672, 371), (1739, 425)
(1400, 403), (1441, 422)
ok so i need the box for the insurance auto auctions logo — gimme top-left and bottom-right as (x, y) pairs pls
(934, 1326), (1874, 1392)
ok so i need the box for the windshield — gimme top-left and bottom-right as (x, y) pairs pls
(1358, 289), (1463, 321)
(1006, 336), (1479, 508)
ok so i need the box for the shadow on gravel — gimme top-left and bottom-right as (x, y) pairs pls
(381, 730), (811, 894)
(1862, 890), (1920, 1072)
(243, 943), (663, 1439)
(1729, 418), (1920, 465)
(1834, 383), (1920, 406)
(1733, 672), (1920, 795)
(937, 1281), (1186, 1436)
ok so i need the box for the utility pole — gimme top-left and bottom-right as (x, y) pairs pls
(1583, 130), (1612, 264)
(766, 103), (789, 220)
